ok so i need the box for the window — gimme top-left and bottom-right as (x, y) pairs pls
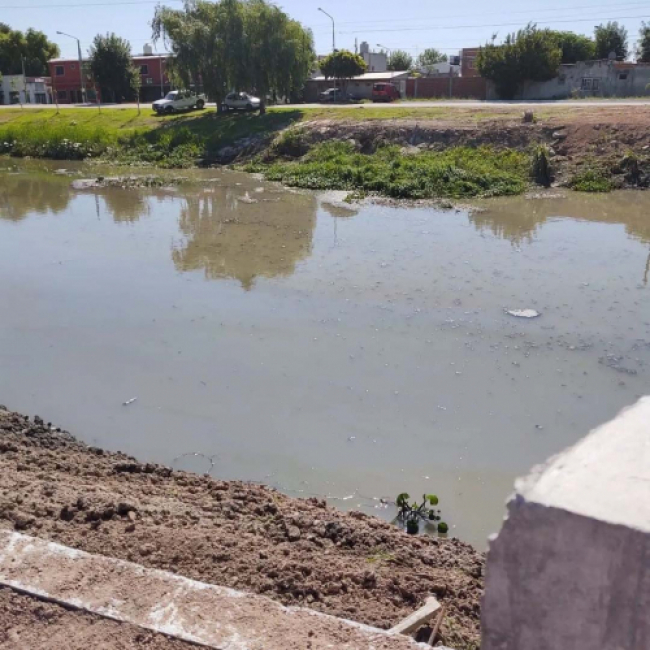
(582, 78), (601, 91)
(57, 90), (67, 100)
(145, 77), (153, 85)
(619, 72), (629, 80)
(55, 65), (64, 76)
(467, 58), (476, 69)
(140, 64), (148, 75)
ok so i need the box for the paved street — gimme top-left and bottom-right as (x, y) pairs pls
(2, 99), (650, 111)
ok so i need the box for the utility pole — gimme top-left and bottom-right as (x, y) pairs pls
(21, 55), (28, 104)
(56, 31), (86, 103)
(318, 8), (335, 52)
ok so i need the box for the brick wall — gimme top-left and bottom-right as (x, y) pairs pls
(406, 76), (487, 100)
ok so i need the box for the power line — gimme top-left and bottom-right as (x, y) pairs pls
(310, 1), (650, 29)
(339, 14), (650, 35)
(0, 0), (181, 7)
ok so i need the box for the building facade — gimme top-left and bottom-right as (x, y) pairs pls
(488, 59), (650, 100)
(48, 49), (172, 104)
(461, 48), (481, 77)
(360, 42), (388, 73)
(0, 75), (52, 105)
(305, 71), (409, 102)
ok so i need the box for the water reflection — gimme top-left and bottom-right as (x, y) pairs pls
(472, 192), (650, 246)
(0, 172), (71, 221)
(172, 187), (317, 290)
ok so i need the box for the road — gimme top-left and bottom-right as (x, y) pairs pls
(2, 99), (650, 111)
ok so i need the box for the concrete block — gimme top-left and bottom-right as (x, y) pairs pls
(0, 529), (431, 650)
(482, 397), (650, 650)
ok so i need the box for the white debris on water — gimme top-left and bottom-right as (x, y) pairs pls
(506, 309), (541, 319)
(122, 398), (138, 406)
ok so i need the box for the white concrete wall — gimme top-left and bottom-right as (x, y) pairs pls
(482, 397), (650, 650)
(0, 75), (51, 104)
(487, 60), (650, 100)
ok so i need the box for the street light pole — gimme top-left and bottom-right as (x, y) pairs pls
(318, 8), (335, 53)
(57, 31), (86, 104)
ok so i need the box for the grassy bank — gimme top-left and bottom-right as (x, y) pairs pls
(0, 105), (648, 195)
(247, 141), (529, 199)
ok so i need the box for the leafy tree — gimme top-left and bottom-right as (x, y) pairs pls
(152, 0), (314, 113)
(549, 31), (595, 64)
(416, 48), (448, 67)
(387, 49), (413, 71)
(89, 33), (133, 103)
(637, 22), (650, 62)
(477, 25), (561, 99)
(320, 49), (367, 91)
(0, 24), (59, 76)
(594, 22), (628, 61)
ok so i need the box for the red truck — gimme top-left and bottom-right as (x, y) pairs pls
(371, 83), (401, 103)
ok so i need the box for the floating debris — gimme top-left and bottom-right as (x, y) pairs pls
(506, 309), (541, 319)
(122, 397), (138, 406)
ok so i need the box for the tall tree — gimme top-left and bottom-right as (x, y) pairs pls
(0, 25), (59, 76)
(387, 49), (413, 71)
(129, 65), (142, 114)
(89, 33), (133, 103)
(549, 31), (595, 63)
(477, 25), (561, 99)
(594, 22), (628, 60)
(152, 0), (314, 113)
(416, 48), (448, 67)
(320, 49), (366, 93)
(637, 22), (650, 62)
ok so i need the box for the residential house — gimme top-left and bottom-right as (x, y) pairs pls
(305, 71), (410, 102)
(48, 45), (172, 104)
(489, 59), (650, 100)
(0, 75), (52, 105)
(360, 42), (388, 73)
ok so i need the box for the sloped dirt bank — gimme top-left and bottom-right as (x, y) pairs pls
(0, 407), (484, 649)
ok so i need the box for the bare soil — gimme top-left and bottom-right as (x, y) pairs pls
(0, 408), (484, 649)
(0, 587), (196, 649)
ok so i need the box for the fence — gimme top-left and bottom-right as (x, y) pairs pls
(406, 77), (487, 100)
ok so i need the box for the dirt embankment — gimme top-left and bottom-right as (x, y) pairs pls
(225, 108), (650, 189)
(0, 408), (484, 649)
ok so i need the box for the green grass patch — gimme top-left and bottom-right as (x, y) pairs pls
(245, 141), (530, 199)
(568, 167), (613, 192)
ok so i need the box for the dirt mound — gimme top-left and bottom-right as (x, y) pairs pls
(0, 408), (483, 649)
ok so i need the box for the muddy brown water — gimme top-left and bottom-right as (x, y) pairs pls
(1, 160), (649, 549)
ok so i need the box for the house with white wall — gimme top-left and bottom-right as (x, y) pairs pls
(0, 75), (52, 105)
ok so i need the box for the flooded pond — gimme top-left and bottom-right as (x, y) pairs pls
(1, 160), (649, 548)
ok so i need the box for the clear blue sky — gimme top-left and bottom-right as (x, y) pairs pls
(2, 0), (648, 60)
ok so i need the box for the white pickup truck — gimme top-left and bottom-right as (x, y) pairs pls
(152, 90), (206, 114)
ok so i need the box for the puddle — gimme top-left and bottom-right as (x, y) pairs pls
(1, 161), (649, 548)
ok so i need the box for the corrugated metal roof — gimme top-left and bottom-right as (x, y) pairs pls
(310, 71), (409, 82)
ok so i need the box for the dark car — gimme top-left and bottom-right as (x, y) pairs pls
(319, 88), (351, 103)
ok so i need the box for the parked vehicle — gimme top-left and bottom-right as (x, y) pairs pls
(319, 87), (352, 103)
(223, 92), (262, 112)
(371, 83), (401, 103)
(152, 90), (205, 114)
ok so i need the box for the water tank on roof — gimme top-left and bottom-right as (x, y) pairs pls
(143, 43), (153, 56)
(360, 41), (370, 56)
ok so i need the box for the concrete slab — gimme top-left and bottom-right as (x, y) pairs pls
(482, 397), (650, 650)
(0, 530), (430, 650)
